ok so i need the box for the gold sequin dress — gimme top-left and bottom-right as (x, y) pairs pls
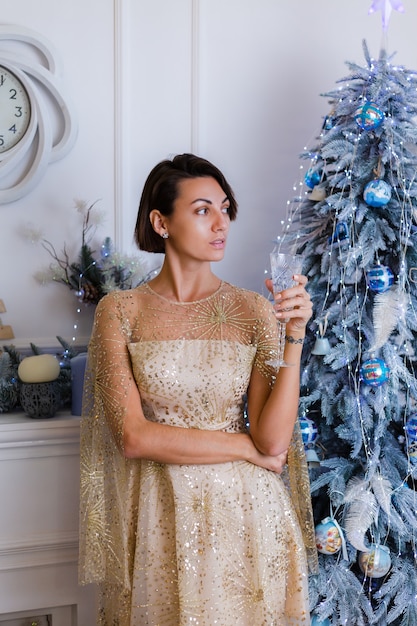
(79, 281), (316, 625)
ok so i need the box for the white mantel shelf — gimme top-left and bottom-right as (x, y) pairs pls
(0, 411), (80, 460)
(0, 411), (80, 458)
(0, 409), (96, 625)
(0, 408), (79, 426)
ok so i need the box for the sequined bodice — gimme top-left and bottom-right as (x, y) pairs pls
(128, 340), (256, 432)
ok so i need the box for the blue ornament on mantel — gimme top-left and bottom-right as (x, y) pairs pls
(360, 358), (390, 387)
(305, 168), (322, 189)
(354, 102), (384, 130)
(363, 179), (392, 207)
(366, 264), (394, 293)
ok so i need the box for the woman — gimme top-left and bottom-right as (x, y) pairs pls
(79, 153), (317, 625)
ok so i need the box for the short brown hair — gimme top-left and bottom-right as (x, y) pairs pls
(134, 153), (238, 253)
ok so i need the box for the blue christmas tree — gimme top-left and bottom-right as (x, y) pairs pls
(280, 36), (417, 626)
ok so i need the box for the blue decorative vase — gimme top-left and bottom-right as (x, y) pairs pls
(70, 353), (88, 416)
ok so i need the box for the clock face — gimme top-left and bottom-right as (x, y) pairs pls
(0, 65), (31, 154)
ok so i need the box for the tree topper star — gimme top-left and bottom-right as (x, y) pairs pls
(368, 0), (405, 30)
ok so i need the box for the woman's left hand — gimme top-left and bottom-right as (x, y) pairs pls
(265, 274), (312, 334)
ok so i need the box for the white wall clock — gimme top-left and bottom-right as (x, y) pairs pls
(0, 24), (77, 204)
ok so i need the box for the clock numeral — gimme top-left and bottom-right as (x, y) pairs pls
(0, 66), (31, 155)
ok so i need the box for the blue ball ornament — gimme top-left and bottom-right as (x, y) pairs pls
(299, 415), (318, 446)
(311, 616), (331, 626)
(358, 545), (391, 578)
(405, 415), (417, 442)
(363, 179), (392, 207)
(354, 102), (384, 130)
(315, 517), (342, 555)
(360, 358), (389, 387)
(305, 168), (321, 189)
(366, 265), (394, 293)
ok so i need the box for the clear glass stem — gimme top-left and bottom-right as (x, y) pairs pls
(265, 321), (293, 369)
(277, 320), (287, 365)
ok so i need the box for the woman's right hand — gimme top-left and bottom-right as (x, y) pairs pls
(248, 445), (288, 474)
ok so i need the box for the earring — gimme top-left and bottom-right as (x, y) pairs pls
(162, 232), (169, 239)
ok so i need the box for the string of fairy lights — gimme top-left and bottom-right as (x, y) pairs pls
(273, 47), (417, 597)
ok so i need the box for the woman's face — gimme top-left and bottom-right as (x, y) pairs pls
(164, 176), (231, 263)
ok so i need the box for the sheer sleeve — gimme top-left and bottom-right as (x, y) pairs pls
(252, 293), (280, 382)
(79, 291), (141, 591)
(252, 292), (319, 573)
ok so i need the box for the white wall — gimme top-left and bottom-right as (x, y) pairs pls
(1, 0), (416, 349)
(0, 0), (115, 348)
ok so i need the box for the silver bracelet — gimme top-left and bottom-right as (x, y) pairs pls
(285, 335), (304, 345)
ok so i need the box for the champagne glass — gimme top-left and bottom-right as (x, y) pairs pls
(268, 249), (303, 368)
